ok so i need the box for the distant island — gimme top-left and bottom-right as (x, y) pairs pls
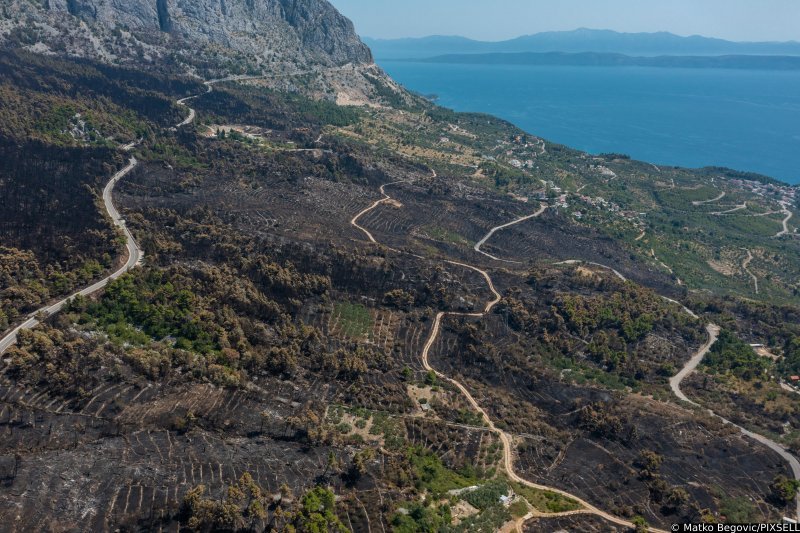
(414, 51), (800, 70)
(365, 28), (800, 60)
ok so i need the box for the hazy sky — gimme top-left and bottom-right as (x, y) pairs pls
(329, 0), (800, 42)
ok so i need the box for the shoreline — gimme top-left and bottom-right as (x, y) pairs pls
(379, 59), (800, 186)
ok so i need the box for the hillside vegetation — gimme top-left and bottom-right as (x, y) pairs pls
(0, 36), (798, 533)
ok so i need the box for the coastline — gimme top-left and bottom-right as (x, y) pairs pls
(379, 59), (800, 186)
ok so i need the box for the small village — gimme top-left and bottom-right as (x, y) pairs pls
(729, 177), (798, 207)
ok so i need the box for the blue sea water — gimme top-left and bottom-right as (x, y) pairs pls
(379, 61), (800, 184)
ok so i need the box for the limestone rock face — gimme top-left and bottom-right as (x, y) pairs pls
(2, 0), (373, 70)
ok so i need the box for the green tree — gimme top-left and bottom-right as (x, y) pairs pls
(770, 475), (800, 505)
(631, 515), (648, 533)
(704, 330), (768, 381)
(293, 487), (349, 533)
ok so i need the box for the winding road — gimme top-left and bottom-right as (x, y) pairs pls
(692, 191), (726, 206)
(554, 259), (627, 282)
(3, 71), (795, 528)
(352, 173), (800, 527)
(669, 324), (721, 404)
(487, 208), (800, 521)
(742, 249), (760, 295)
(0, 159), (143, 354)
(419, 308), (660, 531)
(350, 181), (669, 532)
(712, 202), (747, 216)
(670, 324), (800, 519)
(552, 259), (799, 520)
(175, 75), (267, 127)
(349, 181), (407, 244)
(0, 81), (208, 355)
(776, 204), (794, 238)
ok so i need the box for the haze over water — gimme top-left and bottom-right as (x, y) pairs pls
(380, 61), (800, 184)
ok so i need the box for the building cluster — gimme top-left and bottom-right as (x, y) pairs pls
(729, 178), (797, 206)
(492, 135), (545, 170)
(578, 194), (613, 211)
(568, 193), (646, 231)
(588, 164), (618, 180)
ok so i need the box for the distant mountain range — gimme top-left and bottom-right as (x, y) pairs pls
(417, 51), (800, 70)
(365, 28), (800, 60)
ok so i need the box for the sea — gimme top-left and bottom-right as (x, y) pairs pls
(379, 61), (800, 184)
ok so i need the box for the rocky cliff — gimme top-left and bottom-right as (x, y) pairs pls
(1, 0), (373, 75)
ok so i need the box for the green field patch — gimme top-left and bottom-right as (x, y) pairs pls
(717, 213), (785, 238)
(331, 302), (372, 339)
(513, 483), (582, 513)
(719, 495), (759, 523)
(655, 186), (723, 210)
(390, 502), (453, 533)
(408, 447), (480, 496)
(422, 225), (470, 246)
(508, 499), (529, 518)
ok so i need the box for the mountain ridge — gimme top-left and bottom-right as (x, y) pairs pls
(415, 51), (800, 70)
(0, 0), (416, 105)
(365, 28), (800, 59)
(1, 0), (373, 74)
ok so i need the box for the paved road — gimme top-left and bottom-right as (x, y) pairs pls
(0, 158), (142, 354)
(175, 80), (213, 126)
(474, 205), (547, 263)
(175, 104), (196, 127)
(669, 324), (720, 403)
(0, 81), (210, 355)
(175, 75), (263, 128)
(670, 323), (800, 519)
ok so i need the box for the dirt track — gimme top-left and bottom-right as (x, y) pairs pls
(350, 181), (669, 533)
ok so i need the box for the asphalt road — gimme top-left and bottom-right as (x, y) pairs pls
(670, 323), (800, 519)
(0, 81), (207, 354)
(0, 158), (142, 354)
